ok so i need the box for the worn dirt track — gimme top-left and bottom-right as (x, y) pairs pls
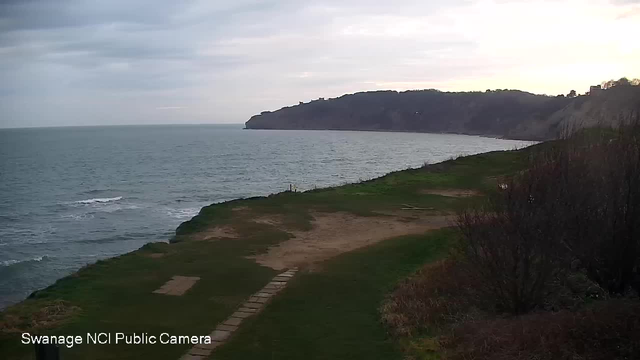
(249, 212), (454, 270)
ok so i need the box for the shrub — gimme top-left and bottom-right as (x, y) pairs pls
(551, 121), (640, 295)
(568, 124), (640, 295)
(380, 259), (478, 337)
(456, 159), (568, 314)
(457, 118), (640, 315)
(444, 299), (640, 360)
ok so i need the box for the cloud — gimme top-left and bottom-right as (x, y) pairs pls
(616, 6), (640, 18)
(156, 106), (184, 110)
(0, 0), (639, 128)
(610, 0), (640, 4)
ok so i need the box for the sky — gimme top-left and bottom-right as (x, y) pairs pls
(0, 0), (639, 128)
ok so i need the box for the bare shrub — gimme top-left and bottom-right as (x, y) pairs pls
(380, 259), (478, 337)
(456, 156), (569, 314)
(576, 124), (640, 294)
(554, 121), (640, 295)
(457, 118), (640, 314)
(444, 299), (640, 360)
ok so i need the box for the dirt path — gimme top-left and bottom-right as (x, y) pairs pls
(249, 212), (454, 270)
(153, 276), (200, 296)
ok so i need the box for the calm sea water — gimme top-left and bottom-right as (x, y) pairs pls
(0, 125), (533, 308)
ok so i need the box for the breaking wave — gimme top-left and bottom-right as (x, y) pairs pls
(74, 196), (123, 205)
(1, 256), (48, 267)
(165, 207), (200, 219)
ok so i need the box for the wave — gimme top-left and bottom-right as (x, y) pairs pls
(1, 255), (48, 267)
(74, 196), (123, 205)
(165, 207), (200, 219)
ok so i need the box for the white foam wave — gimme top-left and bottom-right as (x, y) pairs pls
(1, 256), (47, 267)
(75, 196), (123, 204)
(166, 208), (200, 219)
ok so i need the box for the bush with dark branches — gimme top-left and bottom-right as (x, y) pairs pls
(457, 115), (640, 313)
(457, 159), (568, 314)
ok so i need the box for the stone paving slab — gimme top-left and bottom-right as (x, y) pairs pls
(224, 317), (243, 326)
(153, 276), (200, 296)
(194, 341), (222, 350)
(209, 330), (231, 342)
(238, 307), (257, 313)
(216, 324), (239, 331)
(180, 354), (205, 360)
(231, 311), (253, 318)
(243, 302), (263, 309)
(260, 288), (279, 294)
(179, 268), (298, 359)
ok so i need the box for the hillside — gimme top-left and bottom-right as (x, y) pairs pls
(245, 85), (640, 140)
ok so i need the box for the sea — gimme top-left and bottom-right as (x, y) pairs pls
(0, 125), (534, 308)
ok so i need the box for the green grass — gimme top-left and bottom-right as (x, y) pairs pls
(176, 148), (531, 238)
(1, 238), (281, 360)
(213, 229), (454, 360)
(0, 146), (537, 359)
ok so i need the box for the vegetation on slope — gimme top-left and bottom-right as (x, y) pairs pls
(382, 120), (640, 360)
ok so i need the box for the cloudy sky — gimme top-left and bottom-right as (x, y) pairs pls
(1, 0), (639, 128)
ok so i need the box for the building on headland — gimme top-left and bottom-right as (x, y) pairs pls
(588, 85), (602, 96)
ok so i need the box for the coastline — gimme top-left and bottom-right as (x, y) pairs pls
(0, 144), (539, 359)
(0, 130), (534, 313)
(2, 127), (542, 314)
(1, 136), (537, 311)
(242, 126), (546, 142)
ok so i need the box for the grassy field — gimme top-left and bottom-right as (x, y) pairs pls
(0, 145), (536, 360)
(214, 229), (453, 360)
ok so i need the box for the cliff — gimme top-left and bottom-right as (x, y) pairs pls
(245, 86), (640, 140)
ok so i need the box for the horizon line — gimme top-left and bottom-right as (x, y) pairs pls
(0, 123), (246, 130)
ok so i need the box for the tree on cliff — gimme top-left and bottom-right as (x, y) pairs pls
(602, 77), (639, 89)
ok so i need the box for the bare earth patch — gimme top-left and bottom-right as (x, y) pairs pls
(252, 216), (283, 227)
(153, 276), (200, 296)
(419, 189), (480, 197)
(145, 253), (166, 259)
(194, 225), (239, 240)
(249, 212), (454, 270)
(0, 300), (80, 334)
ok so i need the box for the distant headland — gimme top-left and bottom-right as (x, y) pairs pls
(245, 78), (640, 141)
